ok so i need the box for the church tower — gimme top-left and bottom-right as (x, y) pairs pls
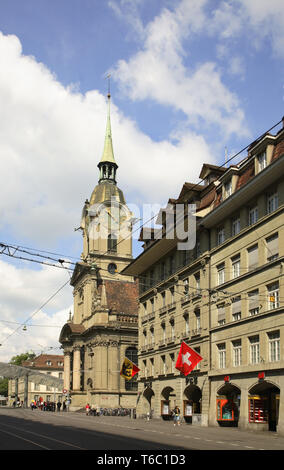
(59, 91), (138, 411)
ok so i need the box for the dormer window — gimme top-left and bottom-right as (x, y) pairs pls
(257, 151), (267, 171)
(224, 179), (232, 199)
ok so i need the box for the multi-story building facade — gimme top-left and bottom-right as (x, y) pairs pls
(8, 354), (64, 405)
(59, 92), (138, 411)
(122, 121), (284, 434)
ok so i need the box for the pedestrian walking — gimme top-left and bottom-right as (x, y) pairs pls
(173, 406), (181, 426)
(85, 403), (90, 415)
(57, 401), (62, 412)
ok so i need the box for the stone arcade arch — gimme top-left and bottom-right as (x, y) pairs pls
(141, 386), (155, 417)
(216, 382), (241, 427)
(161, 386), (176, 420)
(183, 384), (202, 422)
(248, 380), (280, 432)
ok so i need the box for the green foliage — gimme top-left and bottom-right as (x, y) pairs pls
(0, 377), (8, 396)
(9, 352), (36, 366)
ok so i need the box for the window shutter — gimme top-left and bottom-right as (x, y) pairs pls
(217, 304), (225, 322)
(248, 245), (258, 270)
(249, 290), (259, 310)
(232, 296), (241, 314)
(266, 234), (278, 259)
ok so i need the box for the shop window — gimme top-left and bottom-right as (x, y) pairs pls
(216, 398), (236, 421)
(249, 396), (268, 423)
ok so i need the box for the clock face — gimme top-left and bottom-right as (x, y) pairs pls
(108, 263), (117, 275)
(87, 199), (133, 241)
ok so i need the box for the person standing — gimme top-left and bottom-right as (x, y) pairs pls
(173, 406), (181, 426)
(85, 403), (90, 415)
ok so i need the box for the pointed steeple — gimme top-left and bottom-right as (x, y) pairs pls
(98, 90), (118, 184)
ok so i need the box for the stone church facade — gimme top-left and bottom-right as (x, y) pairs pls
(59, 92), (138, 411)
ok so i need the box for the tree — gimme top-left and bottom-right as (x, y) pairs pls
(0, 377), (8, 396)
(10, 352), (36, 366)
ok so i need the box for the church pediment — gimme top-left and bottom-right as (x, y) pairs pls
(59, 322), (85, 344)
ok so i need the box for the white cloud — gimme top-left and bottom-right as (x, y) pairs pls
(0, 259), (72, 362)
(0, 30), (216, 249)
(112, 0), (247, 137)
(211, 0), (284, 58)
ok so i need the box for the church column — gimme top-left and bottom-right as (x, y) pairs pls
(109, 341), (119, 391)
(73, 347), (81, 391)
(64, 351), (71, 391)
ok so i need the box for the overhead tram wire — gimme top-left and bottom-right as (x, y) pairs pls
(0, 119), (282, 283)
(0, 118), (282, 277)
(0, 278), (71, 347)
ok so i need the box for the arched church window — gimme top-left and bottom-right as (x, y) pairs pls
(108, 233), (117, 252)
(125, 347), (138, 391)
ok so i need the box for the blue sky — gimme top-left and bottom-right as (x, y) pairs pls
(0, 0), (283, 360)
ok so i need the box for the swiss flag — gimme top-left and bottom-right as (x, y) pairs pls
(175, 341), (203, 376)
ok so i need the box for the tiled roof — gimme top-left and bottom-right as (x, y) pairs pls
(101, 279), (139, 317)
(22, 354), (64, 370)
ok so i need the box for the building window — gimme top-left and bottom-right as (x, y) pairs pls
(249, 336), (260, 364)
(195, 308), (201, 332)
(143, 360), (147, 379)
(217, 303), (226, 325)
(150, 358), (154, 377)
(224, 179), (232, 199)
(247, 244), (258, 271)
(125, 347), (138, 391)
(46, 361), (52, 366)
(170, 319), (175, 340)
(107, 233), (117, 252)
(195, 272), (201, 293)
(150, 298), (154, 313)
(218, 343), (226, 368)
(183, 278), (189, 295)
(231, 255), (240, 279)
(266, 233), (279, 262)
(231, 296), (241, 321)
(248, 289), (259, 316)
(170, 353), (175, 373)
(184, 313), (190, 335)
(232, 340), (242, 367)
(217, 226), (225, 245)
(232, 216), (240, 236)
(161, 355), (166, 375)
(249, 206), (258, 225)
(195, 347), (201, 370)
(267, 282), (279, 310)
(169, 287), (175, 307)
(267, 191), (278, 214)
(161, 323), (166, 343)
(143, 330), (147, 346)
(217, 263), (225, 285)
(257, 151), (267, 171)
(150, 328), (155, 346)
(268, 331), (280, 362)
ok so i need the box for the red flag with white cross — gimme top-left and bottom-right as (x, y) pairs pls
(175, 341), (203, 376)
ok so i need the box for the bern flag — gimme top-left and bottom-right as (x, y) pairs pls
(175, 341), (203, 376)
(120, 357), (140, 380)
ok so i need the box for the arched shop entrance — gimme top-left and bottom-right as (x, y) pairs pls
(142, 387), (155, 417)
(183, 384), (202, 423)
(248, 381), (280, 432)
(161, 386), (176, 420)
(216, 383), (241, 427)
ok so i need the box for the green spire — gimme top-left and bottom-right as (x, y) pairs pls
(98, 92), (118, 184)
(99, 93), (116, 165)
